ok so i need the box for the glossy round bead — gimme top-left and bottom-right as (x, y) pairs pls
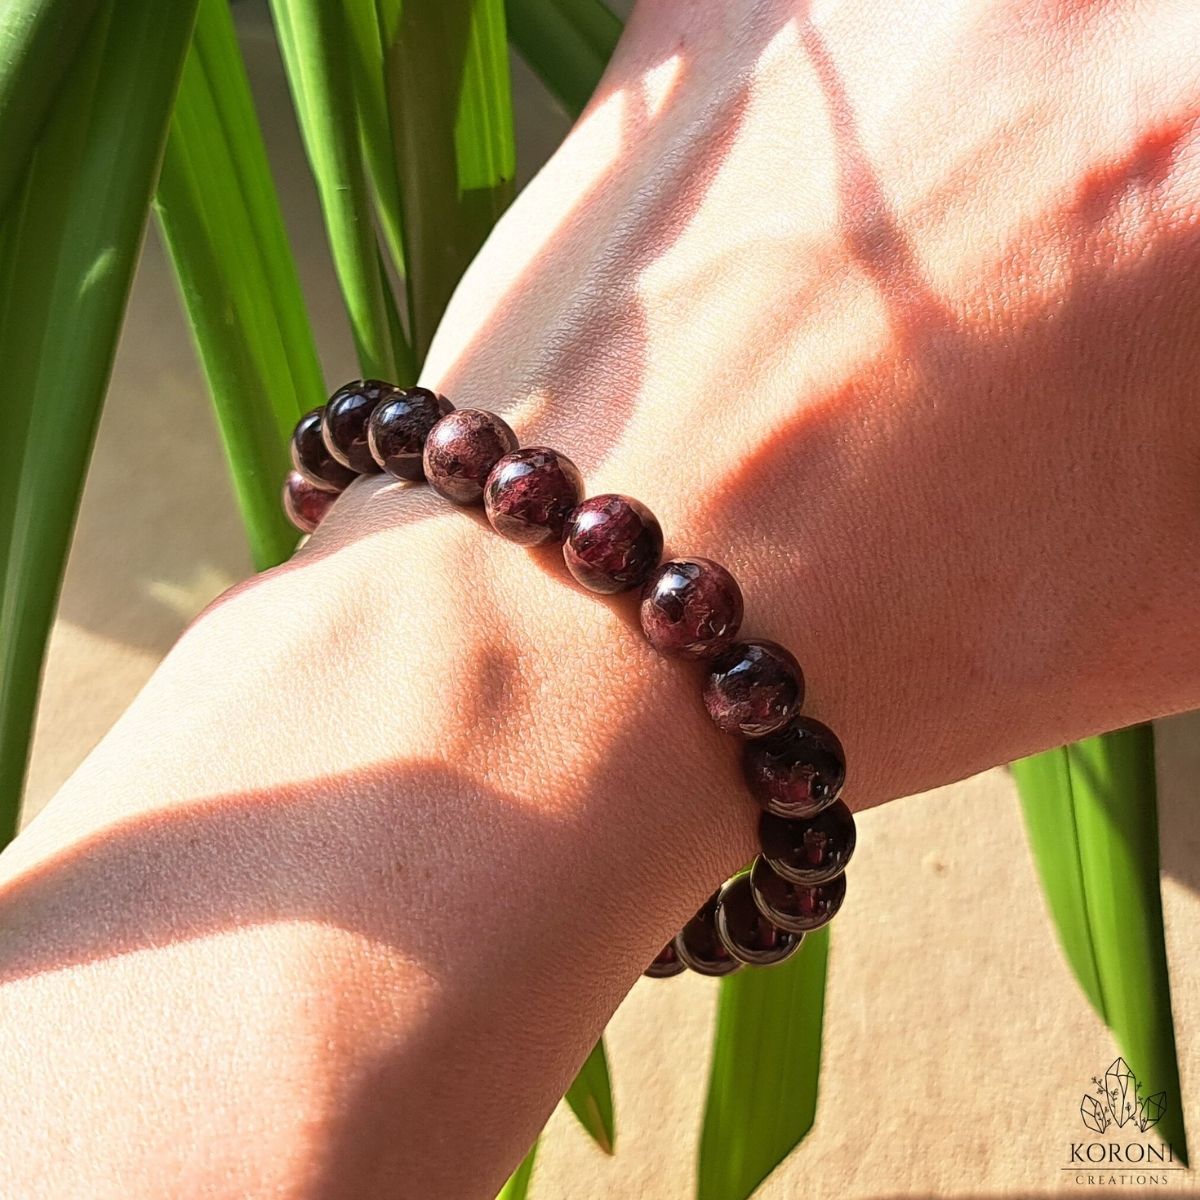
(639, 558), (744, 660)
(322, 380), (397, 474)
(703, 640), (805, 738)
(423, 409), (519, 505)
(758, 801), (856, 885)
(749, 856), (846, 933)
(743, 716), (846, 818)
(644, 942), (687, 979)
(715, 873), (803, 967)
(367, 386), (454, 480)
(483, 447), (584, 546)
(674, 893), (741, 977)
(563, 494), (664, 593)
(282, 470), (336, 534)
(290, 407), (357, 492)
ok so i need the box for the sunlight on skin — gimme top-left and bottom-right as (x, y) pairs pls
(641, 52), (683, 120)
(411, 0), (1200, 800)
(422, 87), (632, 394)
(0, 921), (438, 1195)
(627, 18), (892, 511)
(845, 1), (1200, 297)
(2, 2), (1199, 1197)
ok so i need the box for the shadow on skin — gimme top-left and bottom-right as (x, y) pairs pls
(695, 18), (1200, 821)
(11, 7), (1198, 1197)
(196, 5), (806, 616)
(0, 761), (593, 1198)
(0, 542), (762, 1194)
(149, 4), (1200, 869)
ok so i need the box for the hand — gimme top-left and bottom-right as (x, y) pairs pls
(426, 0), (1200, 803)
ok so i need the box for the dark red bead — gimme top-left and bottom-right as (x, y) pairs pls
(423, 409), (519, 505)
(563, 494), (664, 593)
(644, 942), (686, 979)
(291, 407), (357, 492)
(703, 640), (805, 737)
(743, 716), (846, 818)
(750, 856), (846, 933)
(674, 893), (741, 977)
(715, 873), (803, 967)
(282, 470), (336, 534)
(368, 387), (454, 480)
(759, 801), (856, 885)
(322, 380), (397, 474)
(639, 558), (744, 660)
(484, 447), (583, 546)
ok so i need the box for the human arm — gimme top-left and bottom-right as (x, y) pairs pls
(1, 0), (1199, 1196)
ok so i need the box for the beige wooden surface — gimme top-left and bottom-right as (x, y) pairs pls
(22, 9), (1198, 1197)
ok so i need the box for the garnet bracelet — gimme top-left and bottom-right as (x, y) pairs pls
(285, 381), (856, 979)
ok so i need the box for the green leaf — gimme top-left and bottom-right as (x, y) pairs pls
(698, 928), (828, 1200)
(155, 0), (324, 571)
(1011, 747), (1106, 1017)
(342, 0), (407, 278)
(268, 0), (411, 380)
(564, 1037), (615, 1154)
(504, 0), (621, 118)
(496, 1138), (538, 1200)
(0, 0), (103, 219)
(0, 0), (199, 845)
(378, 0), (516, 362)
(1015, 726), (1188, 1162)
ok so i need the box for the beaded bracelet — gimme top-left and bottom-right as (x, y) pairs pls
(284, 380), (857, 979)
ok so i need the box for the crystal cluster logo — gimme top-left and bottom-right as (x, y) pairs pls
(1080, 1057), (1166, 1135)
(1066, 1056), (1177, 1187)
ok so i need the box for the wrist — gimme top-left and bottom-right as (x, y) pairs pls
(12, 476), (759, 950)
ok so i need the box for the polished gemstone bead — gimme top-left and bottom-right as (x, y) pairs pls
(291, 407), (357, 492)
(484, 447), (584, 545)
(644, 941), (686, 979)
(703, 640), (805, 738)
(322, 380), (398, 474)
(368, 386), (454, 480)
(749, 856), (846, 933)
(759, 801), (856, 885)
(282, 470), (336, 534)
(743, 716), (846, 818)
(423, 409), (519, 505)
(715, 873), (802, 967)
(639, 558), (744, 659)
(563, 494), (664, 593)
(674, 893), (741, 977)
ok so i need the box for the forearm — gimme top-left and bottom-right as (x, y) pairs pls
(0, 493), (759, 1198)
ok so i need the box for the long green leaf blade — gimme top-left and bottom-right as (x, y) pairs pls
(0, 0), (199, 844)
(496, 1138), (538, 1200)
(698, 927), (829, 1200)
(564, 1037), (615, 1154)
(342, 0), (407, 278)
(1012, 747), (1107, 1017)
(1070, 729), (1185, 1158)
(504, 0), (621, 118)
(1016, 727), (1187, 1161)
(0, 0), (103, 219)
(379, 0), (516, 362)
(155, 0), (324, 570)
(268, 0), (410, 380)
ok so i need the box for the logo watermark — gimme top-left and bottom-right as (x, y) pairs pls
(1064, 1057), (1180, 1187)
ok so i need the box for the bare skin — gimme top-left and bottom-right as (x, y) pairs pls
(1, 0), (1198, 1196)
